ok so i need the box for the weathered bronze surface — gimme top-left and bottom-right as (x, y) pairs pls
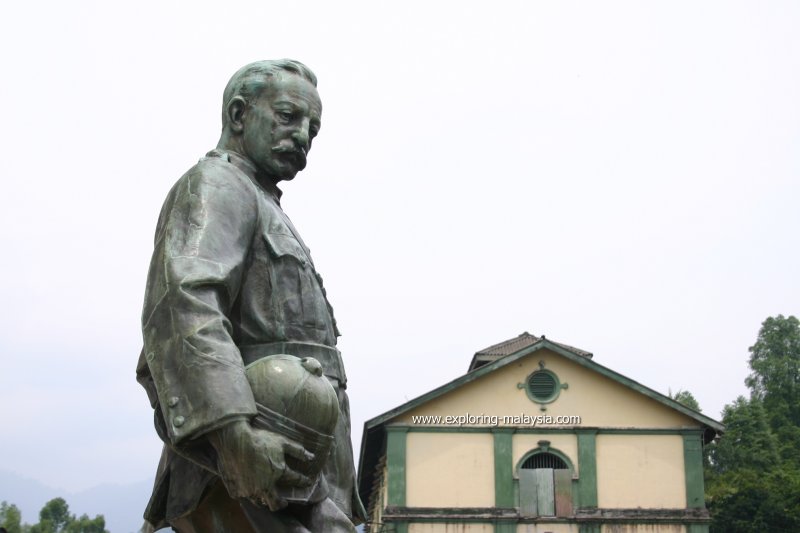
(136, 59), (364, 532)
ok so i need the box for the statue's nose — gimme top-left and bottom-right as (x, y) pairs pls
(292, 120), (311, 151)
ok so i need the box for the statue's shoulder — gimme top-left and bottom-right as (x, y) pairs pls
(168, 150), (259, 203)
(158, 151), (260, 231)
(185, 150), (255, 186)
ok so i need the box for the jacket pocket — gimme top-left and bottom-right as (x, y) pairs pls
(263, 232), (310, 266)
(263, 232), (328, 330)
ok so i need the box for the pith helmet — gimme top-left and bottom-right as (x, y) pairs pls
(245, 354), (339, 502)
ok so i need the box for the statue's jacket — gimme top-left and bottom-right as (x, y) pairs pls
(136, 150), (363, 526)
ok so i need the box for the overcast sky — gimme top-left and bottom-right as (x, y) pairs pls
(1, 1), (798, 494)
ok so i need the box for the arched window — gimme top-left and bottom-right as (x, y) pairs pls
(517, 447), (574, 518)
(521, 452), (568, 470)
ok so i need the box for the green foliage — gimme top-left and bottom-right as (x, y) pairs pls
(708, 468), (800, 533)
(64, 515), (106, 533)
(1, 499), (107, 533)
(746, 315), (800, 425)
(670, 389), (702, 412)
(708, 396), (778, 474)
(0, 501), (23, 533)
(30, 498), (71, 533)
(746, 314), (800, 464)
(707, 314), (800, 531)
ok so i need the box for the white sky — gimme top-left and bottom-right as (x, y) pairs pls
(1, 1), (798, 493)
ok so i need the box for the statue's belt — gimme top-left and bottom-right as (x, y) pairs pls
(239, 341), (347, 387)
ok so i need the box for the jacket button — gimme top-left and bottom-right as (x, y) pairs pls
(173, 416), (185, 427)
(146, 352), (155, 361)
(168, 397), (180, 407)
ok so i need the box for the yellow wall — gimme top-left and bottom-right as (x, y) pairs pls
(596, 434), (686, 508)
(517, 524), (579, 533)
(406, 432), (495, 507)
(405, 523), (687, 533)
(512, 433), (578, 475)
(601, 526), (685, 533)
(409, 524), (494, 533)
(396, 349), (699, 430)
(383, 348), (703, 516)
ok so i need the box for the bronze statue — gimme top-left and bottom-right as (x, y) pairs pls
(136, 59), (364, 532)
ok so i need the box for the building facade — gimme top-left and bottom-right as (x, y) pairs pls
(358, 333), (722, 533)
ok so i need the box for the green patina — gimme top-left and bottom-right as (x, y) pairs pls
(683, 432), (706, 509)
(493, 429), (515, 507)
(386, 426), (408, 507)
(576, 430), (598, 508)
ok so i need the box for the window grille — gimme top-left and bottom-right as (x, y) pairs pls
(521, 452), (568, 470)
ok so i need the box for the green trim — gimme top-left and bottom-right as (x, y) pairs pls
(520, 368), (567, 404)
(577, 430), (597, 508)
(358, 336), (723, 514)
(384, 505), (710, 525)
(579, 525), (601, 533)
(493, 429), (514, 507)
(363, 339), (723, 432)
(495, 524), (516, 533)
(386, 427), (408, 507)
(683, 432), (706, 509)
(687, 525), (710, 533)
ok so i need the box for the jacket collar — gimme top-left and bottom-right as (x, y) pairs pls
(206, 149), (283, 201)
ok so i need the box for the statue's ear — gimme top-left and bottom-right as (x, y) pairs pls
(226, 96), (247, 133)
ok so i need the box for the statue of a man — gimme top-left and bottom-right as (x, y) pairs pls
(136, 59), (364, 532)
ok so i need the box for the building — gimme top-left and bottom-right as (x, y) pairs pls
(357, 332), (723, 533)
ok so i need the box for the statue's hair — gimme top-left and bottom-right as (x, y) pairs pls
(221, 59), (317, 126)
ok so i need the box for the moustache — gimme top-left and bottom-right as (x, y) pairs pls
(272, 145), (307, 168)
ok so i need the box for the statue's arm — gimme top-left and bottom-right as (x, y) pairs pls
(141, 161), (259, 445)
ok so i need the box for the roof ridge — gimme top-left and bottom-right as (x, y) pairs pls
(474, 331), (539, 355)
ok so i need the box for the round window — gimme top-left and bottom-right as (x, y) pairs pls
(528, 371), (557, 401)
(522, 369), (563, 404)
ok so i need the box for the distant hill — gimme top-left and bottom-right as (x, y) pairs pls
(0, 470), (155, 533)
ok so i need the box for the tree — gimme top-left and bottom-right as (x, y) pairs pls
(670, 389), (702, 412)
(0, 501), (23, 533)
(745, 314), (800, 464)
(708, 396), (778, 475)
(746, 315), (800, 426)
(64, 515), (106, 533)
(708, 468), (800, 533)
(25, 499), (107, 533)
(706, 314), (800, 531)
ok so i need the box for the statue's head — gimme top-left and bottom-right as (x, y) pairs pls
(219, 59), (321, 184)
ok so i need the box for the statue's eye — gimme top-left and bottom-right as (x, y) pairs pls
(276, 110), (294, 123)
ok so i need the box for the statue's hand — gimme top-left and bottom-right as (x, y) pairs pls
(207, 419), (314, 510)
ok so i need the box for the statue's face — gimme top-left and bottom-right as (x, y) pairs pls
(242, 73), (322, 182)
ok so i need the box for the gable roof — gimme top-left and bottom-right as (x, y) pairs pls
(469, 331), (593, 370)
(358, 334), (724, 505)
